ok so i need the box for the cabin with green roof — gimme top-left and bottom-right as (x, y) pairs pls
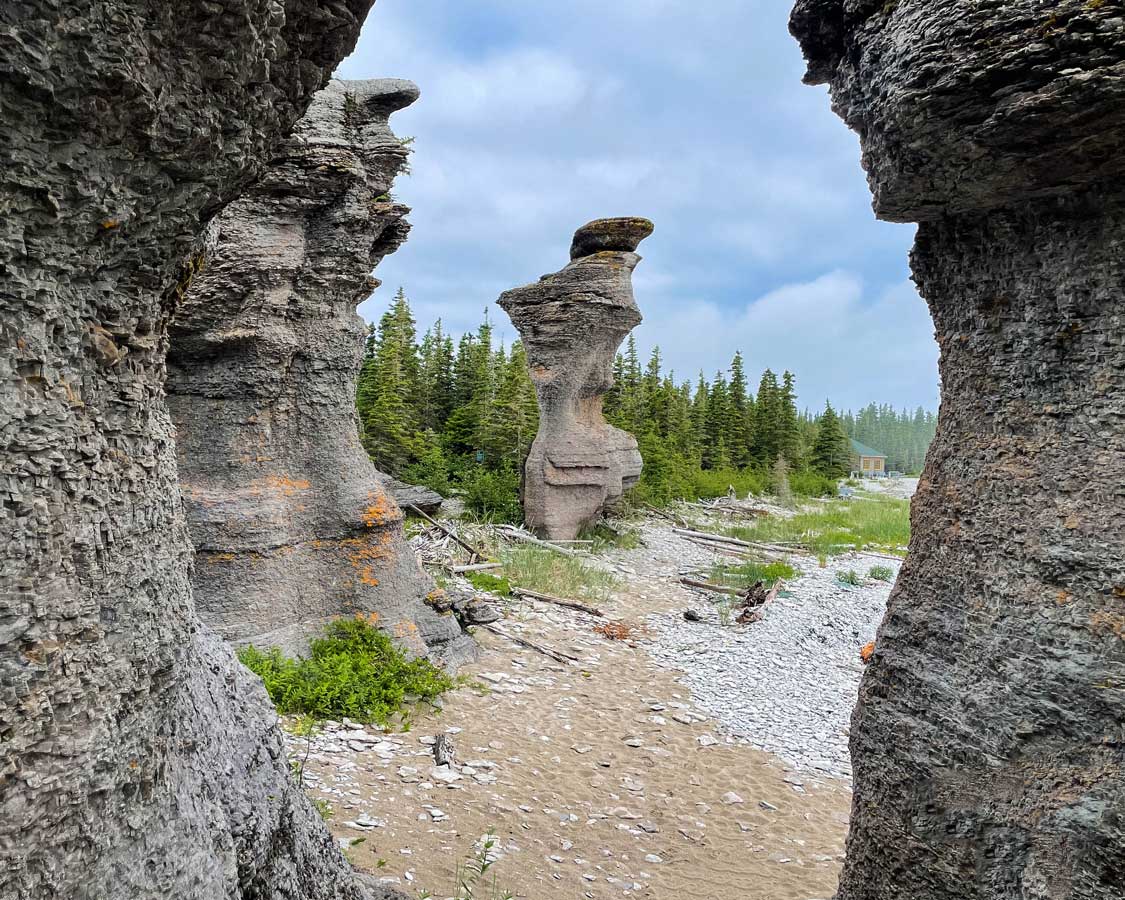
(850, 439), (887, 477)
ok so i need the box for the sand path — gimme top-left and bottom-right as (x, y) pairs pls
(299, 532), (861, 900)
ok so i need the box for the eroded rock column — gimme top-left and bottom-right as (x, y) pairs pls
(790, 2), (1125, 898)
(498, 218), (651, 540)
(167, 80), (473, 665)
(0, 3), (405, 898)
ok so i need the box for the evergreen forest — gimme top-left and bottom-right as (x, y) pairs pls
(356, 289), (937, 520)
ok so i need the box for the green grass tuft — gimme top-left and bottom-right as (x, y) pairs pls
(499, 547), (618, 602)
(837, 569), (863, 586)
(708, 558), (796, 589)
(868, 564), (895, 582)
(238, 616), (452, 726)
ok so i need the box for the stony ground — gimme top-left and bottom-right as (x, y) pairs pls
(286, 486), (914, 900)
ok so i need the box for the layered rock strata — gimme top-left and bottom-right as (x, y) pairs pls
(790, 2), (1125, 898)
(167, 80), (471, 664)
(498, 218), (651, 540)
(0, 3), (405, 898)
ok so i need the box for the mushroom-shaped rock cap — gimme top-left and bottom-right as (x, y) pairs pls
(570, 217), (654, 260)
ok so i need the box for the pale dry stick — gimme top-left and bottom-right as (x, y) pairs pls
(510, 587), (605, 617)
(671, 527), (755, 549)
(451, 563), (503, 574)
(678, 577), (747, 598)
(498, 526), (587, 558)
(478, 623), (580, 665)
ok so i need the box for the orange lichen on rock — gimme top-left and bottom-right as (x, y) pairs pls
(361, 491), (400, 528)
(265, 474), (311, 496)
(860, 641), (876, 664)
(341, 531), (395, 587)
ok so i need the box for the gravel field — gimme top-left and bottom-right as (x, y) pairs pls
(641, 551), (898, 780)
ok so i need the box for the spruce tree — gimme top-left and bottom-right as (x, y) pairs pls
(811, 401), (852, 478)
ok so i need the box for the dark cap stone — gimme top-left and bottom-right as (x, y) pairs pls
(570, 217), (654, 260)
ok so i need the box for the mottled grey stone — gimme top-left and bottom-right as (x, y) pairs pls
(0, 3), (406, 898)
(791, 2), (1125, 898)
(498, 218), (651, 540)
(166, 80), (473, 667)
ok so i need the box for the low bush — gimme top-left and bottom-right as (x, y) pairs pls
(789, 470), (838, 498)
(238, 616), (452, 725)
(460, 467), (523, 523)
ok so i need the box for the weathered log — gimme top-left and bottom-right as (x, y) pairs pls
(679, 578), (746, 598)
(499, 526), (587, 558)
(671, 527), (754, 548)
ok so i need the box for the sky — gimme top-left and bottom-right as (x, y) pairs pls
(337, 0), (941, 414)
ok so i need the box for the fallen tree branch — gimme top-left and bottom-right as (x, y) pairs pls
(644, 504), (686, 526)
(737, 579), (785, 625)
(672, 527), (754, 549)
(681, 535), (757, 558)
(405, 503), (484, 561)
(451, 562), (502, 574)
(499, 526), (586, 558)
(479, 623), (580, 664)
(679, 577), (746, 597)
(511, 587), (605, 617)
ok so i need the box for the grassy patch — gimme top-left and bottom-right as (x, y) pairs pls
(837, 569), (863, 586)
(579, 522), (642, 552)
(708, 558), (796, 589)
(499, 547), (618, 602)
(868, 564), (895, 582)
(465, 571), (512, 596)
(727, 495), (910, 557)
(238, 616), (452, 726)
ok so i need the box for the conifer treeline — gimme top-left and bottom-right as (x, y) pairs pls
(355, 290), (935, 517)
(840, 405), (937, 474)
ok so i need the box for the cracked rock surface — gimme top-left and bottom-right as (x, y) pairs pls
(498, 218), (652, 541)
(167, 79), (474, 666)
(791, 2), (1125, 898)
(0, 3), (406, 898)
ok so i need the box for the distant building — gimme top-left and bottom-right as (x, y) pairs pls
(851, 439), (887, 477)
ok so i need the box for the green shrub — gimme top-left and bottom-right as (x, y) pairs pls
(238, 616), (452, 725)
(789, 470), (838, 498)
(868, 564), (895, 582)
(460, 467), (523, 523)
(465, 571), (512, 596)
(837, 569), (863, 586)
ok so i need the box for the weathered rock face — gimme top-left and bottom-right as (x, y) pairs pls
(498, 218), (651, 540)
(791, 3), (1125, 898)
(0, 3), (406, 898)
(167, 80), (472, 665)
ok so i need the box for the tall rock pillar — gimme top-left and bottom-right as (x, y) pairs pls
(498, 218), (651, 540)
(167, 79), (473, 666)
(790, 2), (1125, 898)
(0, 3), (406, 898)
